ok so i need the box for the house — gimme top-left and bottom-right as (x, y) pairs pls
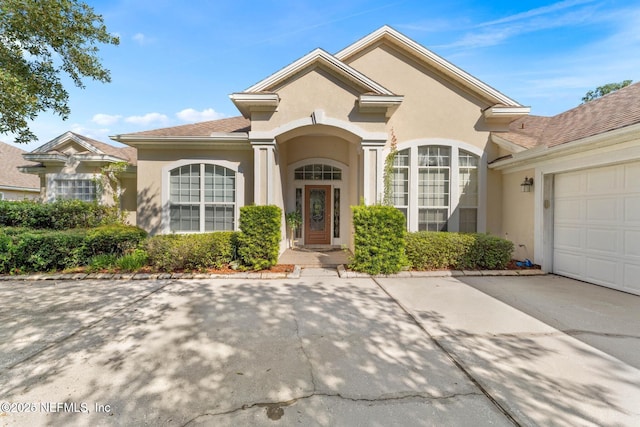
(0, 141), (40, 200)
(20, 131), (138, 224)
(62, 25), (637, 295)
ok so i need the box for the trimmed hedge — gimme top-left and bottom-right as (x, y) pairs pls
(0, 224), (148, 273)
(406, 231), (513, 270)
(145, 232), (238, 271)
(0, 199), (118, 229)
(350, 204), (408, 274)
(237, 205), (281, 270)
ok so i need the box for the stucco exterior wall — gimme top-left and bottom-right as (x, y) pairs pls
(344, 44), (493, 149)
(251, 66), (387, 135)
(136, 147), (254, 235)
(0, 188), (39, 201)
(501, 168), (536, 261)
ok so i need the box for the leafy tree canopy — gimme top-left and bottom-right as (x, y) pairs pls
(0, 0), (119, 144)
(581, 80), (632, 104)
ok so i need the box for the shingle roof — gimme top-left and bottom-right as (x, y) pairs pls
(123, 116), (250, 137)
(72, 133), (138, 165)
(499, 81), (640, 148)
(0, 142), (40, 189)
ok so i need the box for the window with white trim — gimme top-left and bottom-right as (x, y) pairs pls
(55, 179), (96, 202)
(169, 163), (235, 232)
(392, 145), (479, 232)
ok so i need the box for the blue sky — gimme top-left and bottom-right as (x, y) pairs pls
(4, 0), (640, 151)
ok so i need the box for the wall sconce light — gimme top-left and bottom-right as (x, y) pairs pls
(521, 176), (534, 192)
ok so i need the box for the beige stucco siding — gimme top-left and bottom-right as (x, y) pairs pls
(346, 44), (492, 150)
(0, 188), (39, 200)
(252, 66), (386, 135)
(501, 168), (535, 260)
(136, 147), (253, 235)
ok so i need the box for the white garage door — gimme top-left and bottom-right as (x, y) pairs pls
(554, 162), (640, 295)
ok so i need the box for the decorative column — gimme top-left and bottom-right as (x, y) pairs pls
(361, 139), (386, 205)
(251, 139), (277, 205)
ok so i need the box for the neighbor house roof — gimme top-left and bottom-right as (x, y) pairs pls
(498, 81), (640, 149)
(0, 142), (40, 190)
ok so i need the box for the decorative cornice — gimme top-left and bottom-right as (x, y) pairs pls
(483, 105), (531, 123)
(358, 94), (404, 117)
(228, 93), (280, 118)
(111, 134), (251, 150)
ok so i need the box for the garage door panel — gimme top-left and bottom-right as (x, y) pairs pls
(586, 168), (618, 194)
(554, 251), (584, 277)
(553, 162), (640, 295)
(624, 197), (640, 222)
(555, 173), (583, 194)
(624, 163), (640, 190)
(554, 226), (582, 249)
(585, 257), (617, 286)
(623, 264), (640, 294)
(625, 230), (640, 257)
(586, 198), (617, 222)
(586, 228), (618, 254)
(555, 199), (582, 221)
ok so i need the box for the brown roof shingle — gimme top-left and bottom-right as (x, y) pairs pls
(123, 116), (250, 137)
(498, 81), (640, 149)
(0, 142), (40, 189)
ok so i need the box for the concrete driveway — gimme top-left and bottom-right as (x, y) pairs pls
(0, 274), (639, 426)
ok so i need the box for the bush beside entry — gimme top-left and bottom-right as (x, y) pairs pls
(350, 204), (408, 275)
(237, 205), (282, 271)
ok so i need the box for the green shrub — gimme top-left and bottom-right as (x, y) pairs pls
(406, 232), (514, 270)
(349, 205), (408, 274)
(237, 205), (281, 270)
(88, 254), (118, 272)
(145, 232), (238, 271)
(85, 224), (147, 257)
(0, 199), (117, 229)
(4, 229), (88, 273)
(115, 249), (149, 272)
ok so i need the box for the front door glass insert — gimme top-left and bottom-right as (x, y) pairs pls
(309, 188), (326, 232)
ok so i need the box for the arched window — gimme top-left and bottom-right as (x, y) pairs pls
(392, 145), (479, 232)
(169, 163), (235, 232)
(294, 164), (342, 180)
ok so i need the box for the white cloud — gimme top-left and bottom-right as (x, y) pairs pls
(132, 33), (150, 45)
(125, 113), (170, 126)
(176, 108), (226, 122)
(92, 113), (122, 126)
(476, 0), (596, 28)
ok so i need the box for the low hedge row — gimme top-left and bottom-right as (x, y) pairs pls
(145, 232), (238, 271)
(0, 200), (118, 229)
(0, 225), (147, 273)
(405, 231), (514, 270)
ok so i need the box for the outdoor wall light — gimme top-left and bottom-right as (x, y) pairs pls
(521, 176), (534, 192)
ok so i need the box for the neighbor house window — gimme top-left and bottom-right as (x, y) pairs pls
(169, 163), (235, 232)
(392, 144), (479, 233)
(55, 179), (96, 202)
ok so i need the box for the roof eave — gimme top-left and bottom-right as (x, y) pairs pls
(490, 122), (640, 170)
(484, 106), (531, 123)
(110, 134), (251, 150)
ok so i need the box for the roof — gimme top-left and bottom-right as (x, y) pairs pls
(30, 132), (137, 165)
(0, 142), (40, 190)
(499, 81), (640, 149)
(121, 116), (250, 137)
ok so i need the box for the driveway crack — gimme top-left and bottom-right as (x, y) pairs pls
(181, 390), (481, 425)
(293, 316), (317, 391)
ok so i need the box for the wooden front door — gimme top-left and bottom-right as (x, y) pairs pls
(305, 185), (331, 245)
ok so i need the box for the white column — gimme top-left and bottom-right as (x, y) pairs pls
(361, 140), (386, 205)
(251, 139), (277, 205)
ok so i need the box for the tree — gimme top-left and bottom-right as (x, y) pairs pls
(0, 0), (119, 144)
(581, 80), (632, 103)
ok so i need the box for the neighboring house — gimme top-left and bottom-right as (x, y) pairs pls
(108, 25), (638, 295)
(20, 131), (138, 224)
(0, 141), (40, 200)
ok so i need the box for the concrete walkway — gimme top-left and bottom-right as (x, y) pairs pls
(278, 247), (351, 267)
